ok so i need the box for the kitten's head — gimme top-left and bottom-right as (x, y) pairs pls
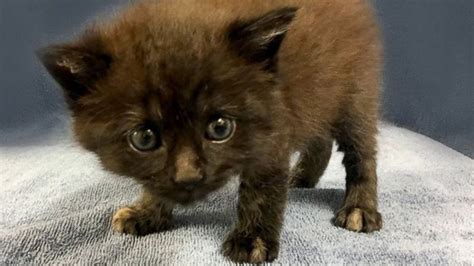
(38, 5), (297, 204)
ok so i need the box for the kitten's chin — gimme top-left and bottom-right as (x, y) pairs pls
(165, 183), (229, 205)
(161, 175), (234, 205)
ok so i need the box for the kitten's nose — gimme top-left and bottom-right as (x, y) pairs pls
(174, 166), (204, 191)
(174, 146), (203, 190)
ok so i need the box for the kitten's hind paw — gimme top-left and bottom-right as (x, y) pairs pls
(112, 207), (171, 236)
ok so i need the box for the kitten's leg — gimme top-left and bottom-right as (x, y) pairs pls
(291, 138), (333, 188)
(112, 188), (173, 236)
(223, 169), (288, 263)
(333, 114), (382, 233)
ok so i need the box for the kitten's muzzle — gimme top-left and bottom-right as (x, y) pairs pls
(173, 161), (204, 191)
(173, 145), (204, 190)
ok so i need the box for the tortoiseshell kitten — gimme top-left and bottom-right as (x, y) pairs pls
(38, 0), (383, 263)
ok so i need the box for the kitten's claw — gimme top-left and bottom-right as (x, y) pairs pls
(334, 206), (382, 233)
(112, 207), (171, 236)
(222, 230), (279, 263)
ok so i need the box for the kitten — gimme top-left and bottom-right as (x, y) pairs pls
(38, 0), (382, 263)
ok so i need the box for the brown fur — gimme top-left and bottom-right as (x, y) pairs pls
(38, 0), (383, 263)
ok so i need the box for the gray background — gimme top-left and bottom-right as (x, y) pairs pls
(0, 0), (472, 157)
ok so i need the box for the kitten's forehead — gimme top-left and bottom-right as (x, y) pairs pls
(98, 3), (274, 124)
(120, 20), (218, 101)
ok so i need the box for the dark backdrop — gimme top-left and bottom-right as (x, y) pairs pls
(1, 0), (472, 157)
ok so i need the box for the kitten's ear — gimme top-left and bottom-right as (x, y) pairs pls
(227, 7), (298, 70)
(37, 36), (112, 109)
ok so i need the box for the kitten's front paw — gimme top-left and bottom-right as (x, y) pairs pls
(335, 206), (382, 233)
(112, 207), (171, 236)
(222, 230), (279, 263)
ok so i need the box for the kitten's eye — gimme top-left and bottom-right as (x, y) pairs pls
(128, 127), (161, 152)
(206, 117), (236, 143)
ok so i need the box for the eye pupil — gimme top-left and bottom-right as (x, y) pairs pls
(214, 119), (228, 136)
(129, 127), (160, 152)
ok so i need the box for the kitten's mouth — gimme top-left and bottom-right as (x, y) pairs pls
(162, 174), (233, 205)
(170, 189), (207, 205)
(168, 183), (227, 205)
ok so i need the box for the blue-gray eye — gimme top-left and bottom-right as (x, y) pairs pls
(128, 127), (161, 152)
(206, 117), (236, 143)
